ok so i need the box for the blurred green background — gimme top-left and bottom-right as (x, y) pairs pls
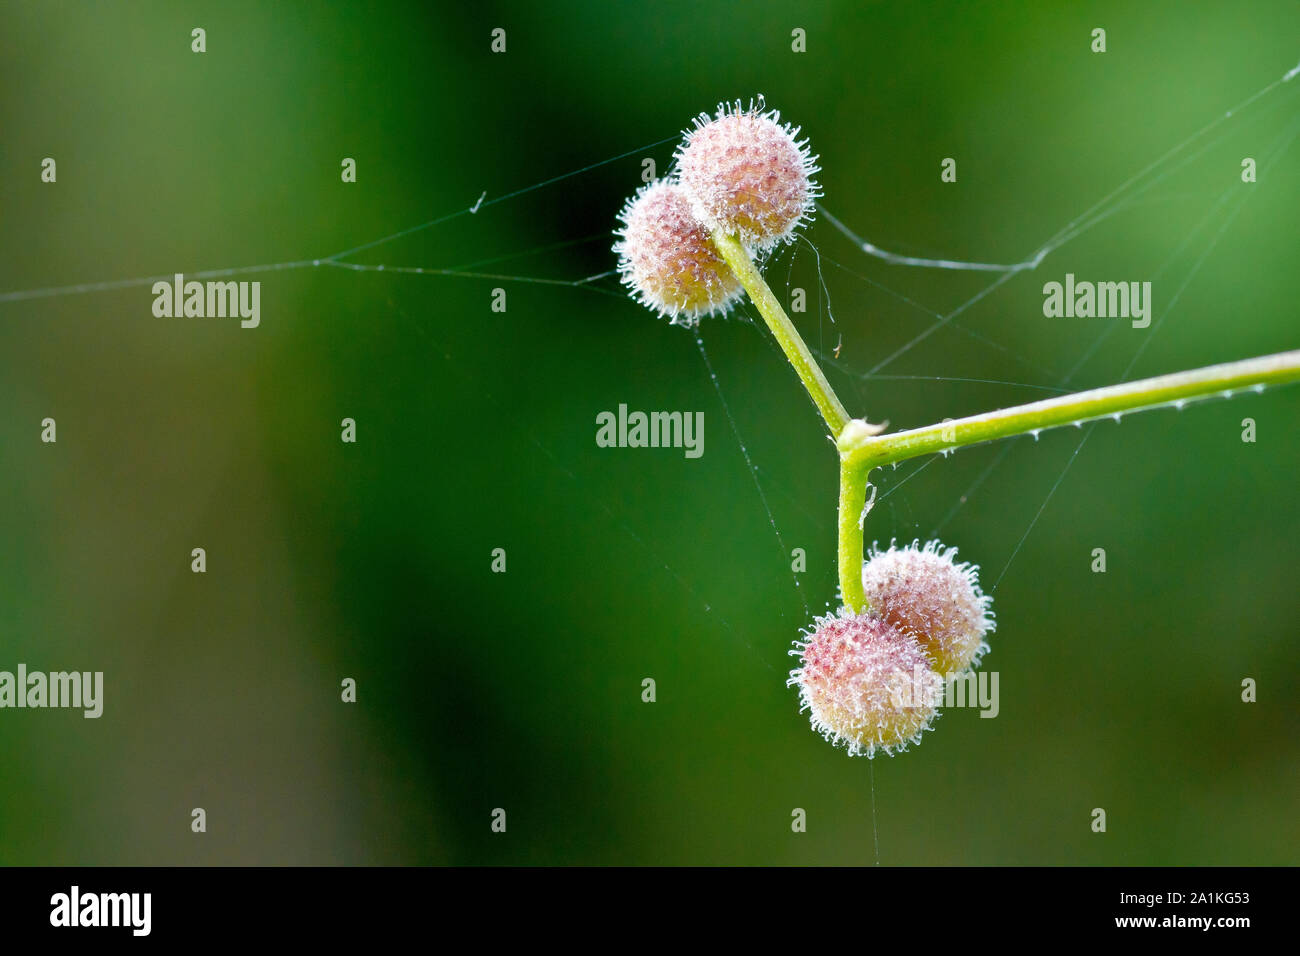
(1, 0), (1296, 864)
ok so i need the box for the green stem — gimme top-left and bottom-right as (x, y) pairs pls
(838, 456), (868, 612)
(711, 230), (852, 437)
(839, 349), (1300, 469)
(834, 348), (1300, 614)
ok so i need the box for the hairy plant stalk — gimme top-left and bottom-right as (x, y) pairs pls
(834, 349), (1300, 612)
(711, 230), (852, 436)
(838, 455), (869, 612)
(838, 349), (1300, 469)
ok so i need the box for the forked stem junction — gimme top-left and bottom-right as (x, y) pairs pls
(713, 230), (1300, 615)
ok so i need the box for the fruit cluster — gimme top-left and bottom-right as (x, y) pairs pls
(789, 540), (994, 757)
(614, 98), (819, 325)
